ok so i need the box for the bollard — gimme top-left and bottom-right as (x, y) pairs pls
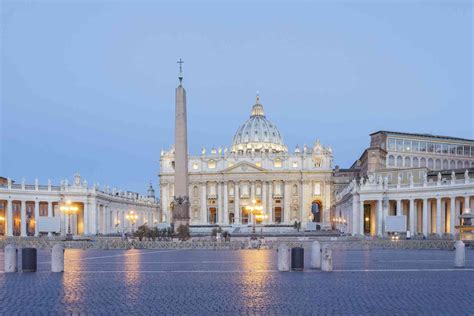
(454, 240), (465, 268)
(321, 245), (333, 272)
(51, 244), (65, 272)
(4, 245), (17, 273)
(291, 247), (304, 271)
(277, 244), (290, 272)
(22, 248), (37, 272)
(310, 241), (321, 269)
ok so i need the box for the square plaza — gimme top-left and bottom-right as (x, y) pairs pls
(1, 247), (473, 314)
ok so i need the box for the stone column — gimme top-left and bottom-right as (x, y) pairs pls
(422, 198), (428, 237)
(464, 195), (470, 214)
(34, 200), (39, 236)
(250, 182), (255, 224)
(262, 182), (267, 223)
(6, 199), (13, 236)
(377, 199), (383, 237)
(268, 182), (273, 223)
(234, 182), (240, 224)
(217, 182), (223, 224)
(450, 197), (456, 235)
(20, 200), (26, 237)
(201, 183), (207, 224)
(409, 199), (415, 235)
(359, 200), (365, 235)
(283, 182), (291, 224)
(396, 199), (402, 216)
(223, 182), (229, 224)
(83, 202), (89, 235)
(436, 197), (442, 236)
(161, 184), (169, 222)
(351, 196), (358, 236)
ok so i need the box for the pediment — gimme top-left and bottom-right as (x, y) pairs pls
(222, 161), (266, 174)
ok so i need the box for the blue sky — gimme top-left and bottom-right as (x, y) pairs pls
(1, 0), (472, 193)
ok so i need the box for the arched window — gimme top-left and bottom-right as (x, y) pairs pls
(443, 160), (449, 170)
(404, 157), (411, 167)
(435, 159), (441, 170)
(457, 160), (463, 169)
(388, 155), (395, 167)
(412, 157), (419, 168)
(471, 161), (474, 168)
(420, 157), (426, 167)
(464, 161), (470, 168)
(428, 158), (434, 169)
(396, 156), (403, 167)
(292, 184), (298, 195)
(450, 160), (456, 170)
(193, 186), (198, 197)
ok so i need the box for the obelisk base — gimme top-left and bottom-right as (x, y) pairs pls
(172, 198), (190, 233)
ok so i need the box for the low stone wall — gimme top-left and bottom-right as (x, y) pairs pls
(0, 237), (467, 251)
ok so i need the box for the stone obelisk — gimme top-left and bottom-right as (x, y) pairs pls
(172, 59), (190, 231)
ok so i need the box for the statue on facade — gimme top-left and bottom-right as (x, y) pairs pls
(437, 172), (442, 182)
(451, 171), (456, 182)
(465, 169), (470, 180)
(397, 174), (402, 185)
(201, 147), (206, 155)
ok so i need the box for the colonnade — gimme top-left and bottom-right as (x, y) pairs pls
(351, 195), (472, 237)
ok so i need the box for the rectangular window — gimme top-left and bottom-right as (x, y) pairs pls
(442, 144), (448, 154)
(208, 161), (216, 169)
(471, 146), (474, 157)
(411, 141), (419, 152)
(404, 140), (412, 152)
(396, 139), (403, 151)
(427, 143), (434, 153)
(388, 139), (396, 151)
(457, 146), (463, 155)
(464, 146), (470, 156)
(435, 143), (442, 154)
(419, 142), (426, 152)
(450, 145), (456, 155)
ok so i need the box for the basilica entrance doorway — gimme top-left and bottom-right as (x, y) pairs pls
(311, 201), (322, 223)
(274, 207), (282, 223)
(242, 207), (249, 224)
(209, 207), (217, 224)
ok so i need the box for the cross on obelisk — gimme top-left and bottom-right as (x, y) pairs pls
(172, 58), (190, 232)
(177, 58), (184, 84)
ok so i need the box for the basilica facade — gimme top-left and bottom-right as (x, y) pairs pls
(159, 96), (334, 229)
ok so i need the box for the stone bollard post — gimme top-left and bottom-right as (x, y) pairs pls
(277, 244), (290, 272)
(310, 241), (321, 269)
(51, 244), (65, 272)
(4, 245), (17, 273)
(454, 240), (465, 268)
(321, 245), (333, 272)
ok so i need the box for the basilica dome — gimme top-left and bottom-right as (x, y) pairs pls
(231, 96), (288, 154)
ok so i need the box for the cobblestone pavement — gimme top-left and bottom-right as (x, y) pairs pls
(0, 248), (473, 315)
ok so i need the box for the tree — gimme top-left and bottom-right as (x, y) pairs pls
(176, 224), (190, 241)
(134, 224), (148, 241)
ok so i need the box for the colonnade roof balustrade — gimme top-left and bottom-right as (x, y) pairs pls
(0, 176), (159, 207)
(336, 170), (474, 202)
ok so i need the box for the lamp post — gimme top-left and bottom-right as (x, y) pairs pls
(126, 210), (138, 233)
(245, 199), (264, 234)
(60, 201), (78, 240)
